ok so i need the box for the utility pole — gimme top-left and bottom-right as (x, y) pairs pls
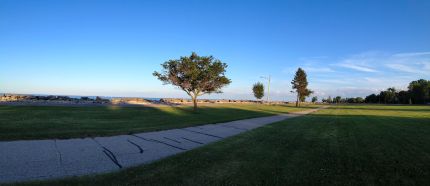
(260, 75), (271, 103)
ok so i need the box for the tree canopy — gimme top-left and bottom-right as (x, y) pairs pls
(408, 79), (430, 104)
(153, 52), (231, 110)
(291, 68), (312, 107)
(311, 96), (318, 103)
(252, 82), (265, 100)
(364, 79), (429, 104)
(334, 96), (342, 103)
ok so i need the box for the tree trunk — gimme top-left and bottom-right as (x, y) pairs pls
(296, 93), (300, 107)
(192, 96), (198, 111)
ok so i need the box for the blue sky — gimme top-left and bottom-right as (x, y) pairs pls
(1, 0), (429, 101)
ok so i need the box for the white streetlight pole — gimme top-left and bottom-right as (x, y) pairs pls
(260, 75), (271, 103)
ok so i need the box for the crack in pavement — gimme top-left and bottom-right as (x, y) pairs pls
(53, 140), (66, 174)
(127, 139), (144, 153)
(163, 137), (181, 144)
(181, 137), (204, 144)
(181, 129), (224, 139)
(92, 138), (123, 169)
(102, 148), (123, 169)
(131, 134), (187, 151)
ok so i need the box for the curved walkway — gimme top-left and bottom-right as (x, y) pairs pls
(0, 107), (326, 184)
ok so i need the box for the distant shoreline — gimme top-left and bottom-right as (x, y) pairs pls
(0, 93), (288, 107)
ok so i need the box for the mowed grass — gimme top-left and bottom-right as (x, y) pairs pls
(0, 103), (317, 141)
(15, 104), (430, 186)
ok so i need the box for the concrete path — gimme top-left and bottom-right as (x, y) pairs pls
(0, 107), (324, 184)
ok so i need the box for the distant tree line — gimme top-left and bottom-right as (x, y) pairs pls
(321, 96), (364, 104)
(320, 79), (430, 105)
(364, 79), (429, 104)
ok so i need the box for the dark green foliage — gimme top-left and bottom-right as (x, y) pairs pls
(300, 89), (313, 102)
(252, 82), (264, 100)
(291, 68), (312, 107)
(380, 87), (397, 104)
(323, 96), (364, 104)
(345, 97), (363, 103)
(153, 52), (231, 110)
(397, 90), (411, 104)
(334, 96), (342, 103)
(324, 96), (364, 104)
(311, 96), (318, 103)
(365, 94), (379, 103)
(354, 97), (364, 103)
(408, 79), (430, 104)
(364, 79), (429, 104)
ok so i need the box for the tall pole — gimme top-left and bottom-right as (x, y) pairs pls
(267, 75), (271, 103)
(260, 75), (271, 103)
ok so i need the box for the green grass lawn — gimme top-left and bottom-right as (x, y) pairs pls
(0, 103), (317, 141)
(15, 104), (430, 186)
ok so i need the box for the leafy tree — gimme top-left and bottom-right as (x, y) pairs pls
(291, 68), (311, 107)
(252, 82), (265, 100)
(153, 52), (231, 110)
(300, 89), (314, 102)
(408, 79), (430, 104)
(355, 97), (364, 103)
(311, 96), (318, 103)
(378, 91), (386, 103)
(385, 87), (397, 103)
(363, 79), (430, 104)
(397, 90), (411, 104)
(342, 98), (348, 103)
(377, 88), (398, 104)
(345, 97), (364, 103)
(334, 96), (341, 103)
(365, 94), (378, 103)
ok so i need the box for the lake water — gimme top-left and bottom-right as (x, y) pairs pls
(1, 93), (163, 101)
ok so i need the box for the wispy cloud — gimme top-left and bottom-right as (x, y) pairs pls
(303, 67), (335, 73)
(337, 63), (377, 72)
(335, 52), (383, 72)
(277, 51), (429, 100)
(386, 63), (422, 74)
(293, 51), (430, 99)
(385, 52), (430, 74)
(335, 51), (430, 74)
(283, 56), (335, 75)
(392, 51), (430, 57)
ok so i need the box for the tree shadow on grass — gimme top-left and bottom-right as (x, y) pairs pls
(0, 104), (280, 141)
